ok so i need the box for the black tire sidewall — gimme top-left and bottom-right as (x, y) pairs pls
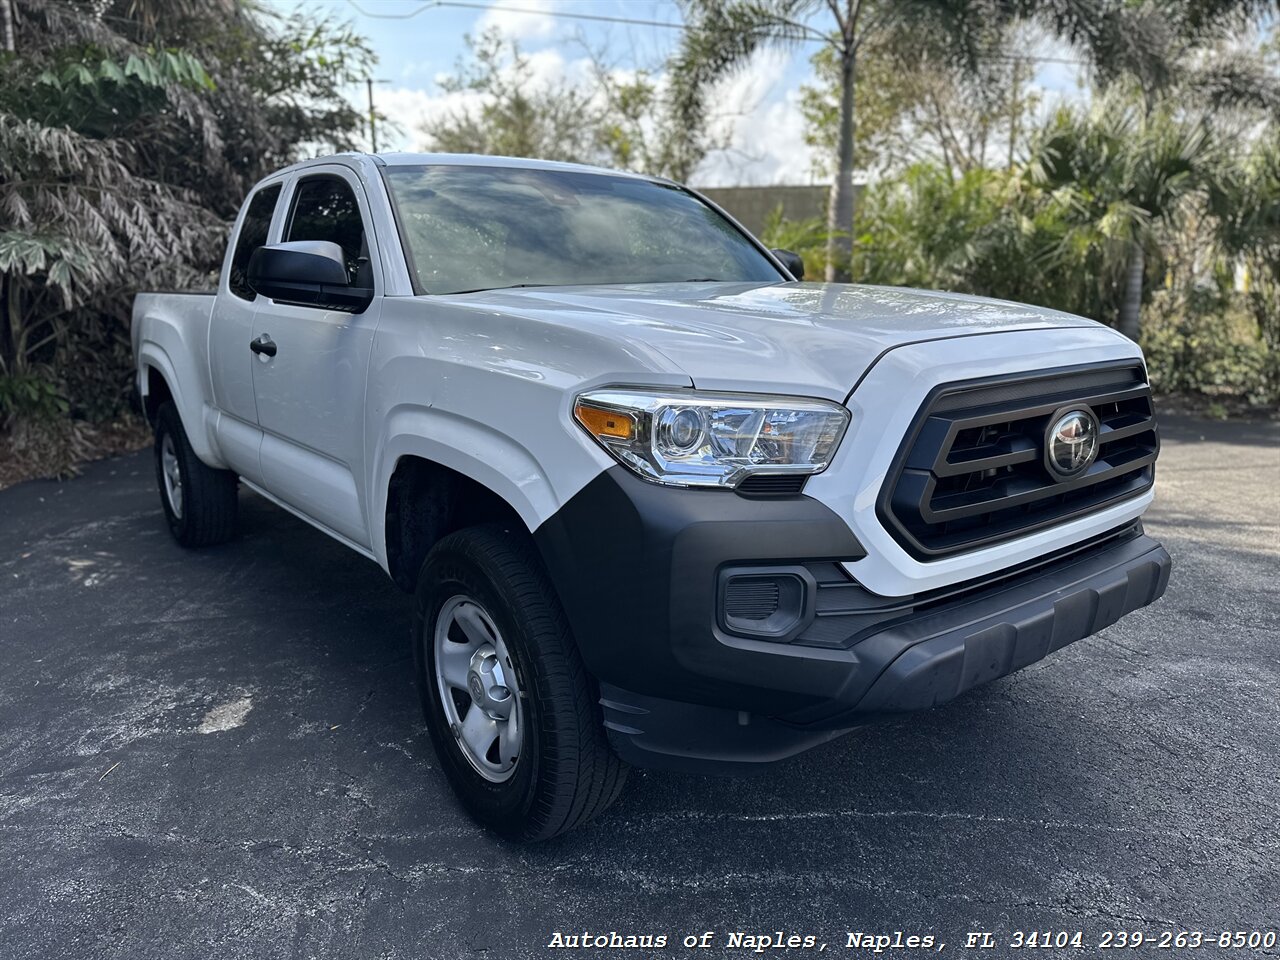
(154, 404), (190, 541)
(414, 546), (544, 833)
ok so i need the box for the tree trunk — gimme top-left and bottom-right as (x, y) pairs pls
(0, 274), (9, 375)
(1008, 59), (1022, 170)
(1, 274), (20, 375)
(1, 0), (14, 54)
(825, 46), (856, 283)
(1118, 241), (1144, 341)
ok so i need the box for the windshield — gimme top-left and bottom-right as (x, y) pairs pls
(382, 165), (783, 295)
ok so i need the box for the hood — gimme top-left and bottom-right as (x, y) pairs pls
(441, 281), (1110, 400)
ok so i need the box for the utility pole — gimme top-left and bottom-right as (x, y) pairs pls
(367, 77), (377, 153)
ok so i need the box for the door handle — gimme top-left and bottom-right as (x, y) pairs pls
(249, 335), (277, 358)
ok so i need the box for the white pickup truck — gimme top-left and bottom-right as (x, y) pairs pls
(133, 152), (1170, 840)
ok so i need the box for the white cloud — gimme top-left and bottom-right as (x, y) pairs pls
(374, 85), (478, 152)
(372, 42), (814, 187)
(476, 0), (558, 40)
(1024, 30), (1089, 112)
(691, 48), (815, 187)
(375, 48), (575, 153)
(523, 47), (574, 85)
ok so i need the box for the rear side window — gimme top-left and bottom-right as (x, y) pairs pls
(286, 175), (369, 285)
(228, 183), (281, 301)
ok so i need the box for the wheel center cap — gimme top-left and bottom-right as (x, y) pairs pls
(467, 648), (510, 713)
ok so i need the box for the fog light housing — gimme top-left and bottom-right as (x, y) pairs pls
(718, 567), (814, 642)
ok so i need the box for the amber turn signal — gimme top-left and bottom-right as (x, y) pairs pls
(574, 401), (635, 440)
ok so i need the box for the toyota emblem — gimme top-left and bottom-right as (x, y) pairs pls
(1045, 408), (1099, 480)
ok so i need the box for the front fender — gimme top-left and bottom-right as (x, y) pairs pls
(368, 403), (614, 568)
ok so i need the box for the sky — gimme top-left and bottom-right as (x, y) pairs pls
(273, 0), (1088, 187)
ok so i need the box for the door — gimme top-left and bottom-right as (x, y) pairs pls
(208, 180), (283, 484)
(250, 167), (382, 548)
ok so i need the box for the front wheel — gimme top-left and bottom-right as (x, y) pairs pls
(412, 524), (628, 841)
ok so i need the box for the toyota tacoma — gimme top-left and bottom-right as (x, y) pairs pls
(132, 153), (1171, 840)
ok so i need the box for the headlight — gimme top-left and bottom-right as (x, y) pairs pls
(573, 388), (850, 488)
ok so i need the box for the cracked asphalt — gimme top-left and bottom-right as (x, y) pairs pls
(0, 415), (1277, 959)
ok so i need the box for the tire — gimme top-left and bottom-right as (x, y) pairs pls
(154, 402), (238, 547)
(413, 523), (628, 841)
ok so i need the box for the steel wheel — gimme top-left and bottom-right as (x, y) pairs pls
(433, 595), (523, 783)
(414, 525), (628, 839)
(160, 432), (183, 519)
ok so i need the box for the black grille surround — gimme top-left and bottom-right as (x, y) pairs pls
(879, 361), (1159, 560)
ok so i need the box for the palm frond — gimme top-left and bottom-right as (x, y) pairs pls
(667, 0), (825, 178)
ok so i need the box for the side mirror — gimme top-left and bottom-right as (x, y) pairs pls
(771, 248), (805, 281)
(247, 240), (373, 313)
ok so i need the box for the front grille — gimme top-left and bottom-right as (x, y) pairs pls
(879, 362), (1158, 559)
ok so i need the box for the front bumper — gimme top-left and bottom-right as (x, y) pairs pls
(534, 467), (1170, 772)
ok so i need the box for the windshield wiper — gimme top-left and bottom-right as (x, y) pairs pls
(446, 282), (558, 295)
(444, 279), (727, 295)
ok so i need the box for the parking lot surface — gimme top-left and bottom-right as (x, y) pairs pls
(0, 416), (1277, 959)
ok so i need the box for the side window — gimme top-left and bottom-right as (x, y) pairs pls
(228, 183), (281, 301)
(286, 175), (370, 287)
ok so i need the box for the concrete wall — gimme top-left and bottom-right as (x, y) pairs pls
(699, 185), (831, 237)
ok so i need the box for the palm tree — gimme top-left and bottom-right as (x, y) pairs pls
(1215, 125), (1280, 356)
(1025, 0), (1280, 341)
(670, 0), (913, 281)
(670, 0), (1277, 284)
(668, 1), (1079, 281)
(1029, 97), (1222, 340)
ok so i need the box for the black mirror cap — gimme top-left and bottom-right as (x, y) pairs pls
(770, 248), (805, 281)
(249, 240), (348, 285)
(246, 240), (373, 313)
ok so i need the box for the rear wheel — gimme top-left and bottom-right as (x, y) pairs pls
(154, 402), (238, 547)
(413, 524), (627, 840)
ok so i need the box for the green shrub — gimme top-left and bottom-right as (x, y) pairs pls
(0, 372), (68, 424)
(56, 321), (137, 422)
(757, 207), (843, 280)
(1141, 292), (1278, 407)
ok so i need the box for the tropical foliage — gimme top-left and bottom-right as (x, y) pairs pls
(745, 1), (1280, 407)
(0, 0), (374, 452)
(676, 0), (1280, 283)
(2, 0), (1276, 486)
(799, 37), (1039, 181)
(761, 94), (1279, 407)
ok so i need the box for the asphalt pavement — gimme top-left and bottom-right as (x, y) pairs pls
(0, 416), (1277, 959)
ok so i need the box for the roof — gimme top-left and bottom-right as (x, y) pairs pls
(286, 151), (661, 183)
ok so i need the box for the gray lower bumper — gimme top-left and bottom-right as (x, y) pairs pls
(852, 535), (1171, 715)
(602, 530), (1171, 772)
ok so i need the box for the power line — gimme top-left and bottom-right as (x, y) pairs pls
(343, 0), (1088, 66)
(988, 53), (1084, 66)
(345, 0), (685, 31)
